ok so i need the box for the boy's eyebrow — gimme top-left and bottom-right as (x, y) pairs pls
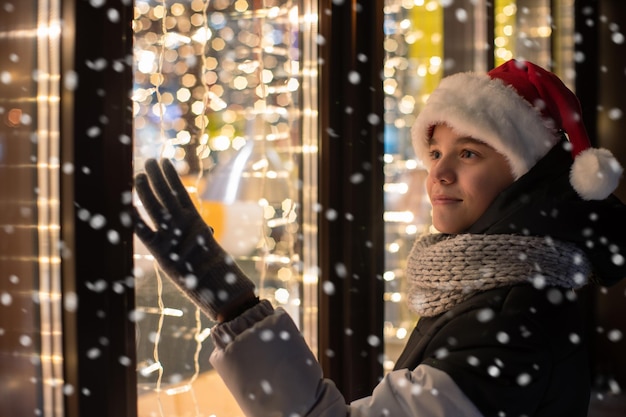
(428, 135), (489, 147)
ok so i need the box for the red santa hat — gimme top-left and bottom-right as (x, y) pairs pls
(411, 59), (623, 200)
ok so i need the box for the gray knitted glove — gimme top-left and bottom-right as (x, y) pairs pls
(134, 158), (258, 322)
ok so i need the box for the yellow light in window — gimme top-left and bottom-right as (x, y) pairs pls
(135, 2), (150, 15)
(233, 75), (248, 90)
(425, 1), (438, 12)
(170, 3), (185, 17)
(232, 136), (246, 150)
(303, 273), (318, 285)
(181, 73), (196, 87)
(503, 3), (517, 16)
(149, 73), (164, 87)
(190, 0), (204, 12)
(384, 182), (409, 194)
(287, 78), (300, 92)
(396, 327), (408, 339)
(152, 5), (165, 19)
(384, 211), (415, 223)
(161, 144), (176, 159)
(384, 78), (398, 95)
(210, 135), (231, 151)
(394, 118), (407, 129)
(176, 130), (191, 145)
(405, 159), (419, 170)
(390, 292), (402, 303)
(139, 362), (162, 377)
(264, 206), (277, 221)
(261, 69), (274, 84)
(384, 37), (399, 53)
(537, 26), (552, 37)
(190, 13), (203, 27)
(191, 26), (212, 43)
(275, 288), (290, 304)
(194, 115), (208, 129)
(160, 92), (174, 105)
(211, 37), (225, 51)
(398, 95), (416, 115)
(204, 56), (218, 70)
(429, 55), (441, 66)
(164, 32), (190, 48)
(277, 267), (293, 281)
(191, 100), (204, 115)
(203, 70), (218, 85)
(136, 50), (156, 74)
(388, 242), (400, 253)
(405, 224), (419, 235)
(176, 87), (191, 102)
(234, 0), (249, 12)
(151, 103), (166, 117)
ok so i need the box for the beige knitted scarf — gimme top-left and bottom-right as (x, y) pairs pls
(406, 233), (592, 317)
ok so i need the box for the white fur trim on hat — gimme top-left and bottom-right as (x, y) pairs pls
(570, 147), (624, 200)
(411, 72), (559, 179)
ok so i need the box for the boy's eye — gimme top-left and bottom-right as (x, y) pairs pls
(429, 150), (441, 160)
(461, 150), (477, 158)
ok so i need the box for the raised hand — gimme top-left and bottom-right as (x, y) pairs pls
(134, 158), (258, 322)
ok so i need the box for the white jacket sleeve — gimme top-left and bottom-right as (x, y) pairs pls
(350, 366), (483, 417)
(210, 301), (483, 417)
(210, 302), (347, 417)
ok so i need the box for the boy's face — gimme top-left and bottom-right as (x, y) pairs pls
(426, 124), (515, 234)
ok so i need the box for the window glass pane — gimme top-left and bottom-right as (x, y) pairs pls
(494, 0), (552, 68)
(382, 0), (572, 371)
(132, 1), (318, 415)
(382, 0), (442, 371)
(0, 1), (64, 416)
(494, 0), (574, 87)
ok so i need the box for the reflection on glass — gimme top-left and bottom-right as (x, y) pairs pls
(0, 1), (64, 416)
(132, 1), (317, 415)
(382, 0), (443, 371)
(494, 0), (553, 68)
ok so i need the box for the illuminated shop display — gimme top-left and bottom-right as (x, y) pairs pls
(132, 0), (318, 415)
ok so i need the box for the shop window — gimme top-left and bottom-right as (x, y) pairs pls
(132, 1), (319, 415)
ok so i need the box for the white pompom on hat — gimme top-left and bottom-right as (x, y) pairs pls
(411, 59), (623, 200)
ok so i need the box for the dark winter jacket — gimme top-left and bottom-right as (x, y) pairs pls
(395, 284), (590, 417)
(209, 283), (589, 417)
(210, 300), (485, 417)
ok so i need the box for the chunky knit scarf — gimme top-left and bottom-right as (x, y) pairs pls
(406, 233), (592, 317)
